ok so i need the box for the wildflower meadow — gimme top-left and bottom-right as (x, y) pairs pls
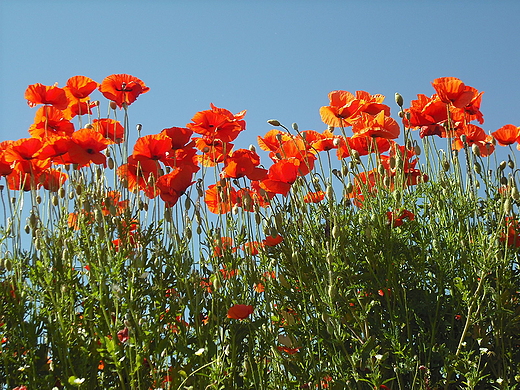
(1, 75), (520, 389)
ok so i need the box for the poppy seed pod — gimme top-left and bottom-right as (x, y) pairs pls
(109, 101), (117, 110)
(395, 92), (404, 107)
(267, 119), (281, 127)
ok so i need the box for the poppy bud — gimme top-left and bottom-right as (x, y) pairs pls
(346, 182), (354, 194)
(164, 208), (172, 222)
(292, 123), (298, 131)
(441, 158), (450, 172)
(511, 187), (520, 201)
(267, 119), (281, 127)
(472, 143), (481, 157)
(136, 124), (142, 132)
(508, 158), (515, 169)
(59, 187), (66, 198)
(500, 176), (508, 186)
(350, 150), (360, 160)
(504, 198), (513, 214)
(109, 101), (117, 110)
(332, 225), (339, 239)
(499, 161), (507, 171)
(333, 137), (341, 147)
(414, 144), (421, 156)
(85, 123), (94, 129)
(36, 195), (42, 204)
(474, 162), (482, 174)
(249, 144), (256, 152)
(341, 164), (349, 176)
(395, 92), (404, 107)
(52, 195), (59, 206)
(24, 225), (30, 234)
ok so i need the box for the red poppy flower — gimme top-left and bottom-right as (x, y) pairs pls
(431, 77), (475, 108)
(262, 234), (283, 246)
(29, 106), (75, 139)
(0, 141), (14, 176)
(305, 129), (339, 152)
(227, 304), (253, 319)
(39, 169), (68, 192)
(257, 129), (292, 152)
(259, 160), (299, 196)
(25, 83), (69, 110)
(66, 128), (110, 167)
(92, 118), (125, 144)
(132, 133), (172, 163)
(303, 191), (325, 203)
(320, 90), (390, 128)
(99, 74), (149, 108)
(117, 327), (129, 343)
(352, 111), (400, 140)
(387, 209), (415, 227)
(65, 75), (99, 100)
(194, 137), (233, 166)
(187, 103), (246, 143)
(222, 149), (267, 181)
(336, 136), (392, 159)
(452, 124), (495, 156)
(319, 90), (361, 128)
(404, 94), (449, 138)
(162, 127), (194, 149)
(117, 156), (161, 197)
(156, 167), (196, 207)
(270, 137), (316, 176)
(205, 181), (238, 214)
(492, 124), (520, 146)
(213, 236), (234, 257)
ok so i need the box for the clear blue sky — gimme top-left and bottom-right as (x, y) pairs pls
(1, 0), (519, 157)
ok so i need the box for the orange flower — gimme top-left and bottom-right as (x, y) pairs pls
(319, 90), (361, 128)
(222, 149), (267, 181)
(336, 136), (391, 159)
(404, 94), (448, 138)
(156, 167), (196, 207)
(99, 74), (149, 108)
(431, 77), (475, 108)
(262, 234), (283, 246)
(227, 304), (253, 319)
(259, 160), (299, 196)
(492, 124), (520, 146)
(117, 156), (161, 198)
(92, 118), (125, 144)
(64, 75), (99, 100)
(205, 182), (238, 214)
(66, 128), (110, 167)
(257, 129), (292, 152)
(303, 191), (325, 203)
(28, 106), (75, 139)
(25, 83), (69, 110)
(213, 236), (234, 257)
(187, 103), (246, 143)
(39, 169), (68, 192)
(320, 90), (390, 128)
(386, 209), (415, 227)
(162, 127), (194, 149)
(351, 111), (400, 140)
(452, 124), (495, 156)
(132, 133), (172, 163)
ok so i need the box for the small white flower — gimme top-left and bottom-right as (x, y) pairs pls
(73, 377), (85, 384)
(195, 348), (205, 356)
(374, 354), (383, 360)
(496, 378), (504, 384)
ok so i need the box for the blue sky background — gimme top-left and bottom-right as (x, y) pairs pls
(1, 0), (519, 161)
